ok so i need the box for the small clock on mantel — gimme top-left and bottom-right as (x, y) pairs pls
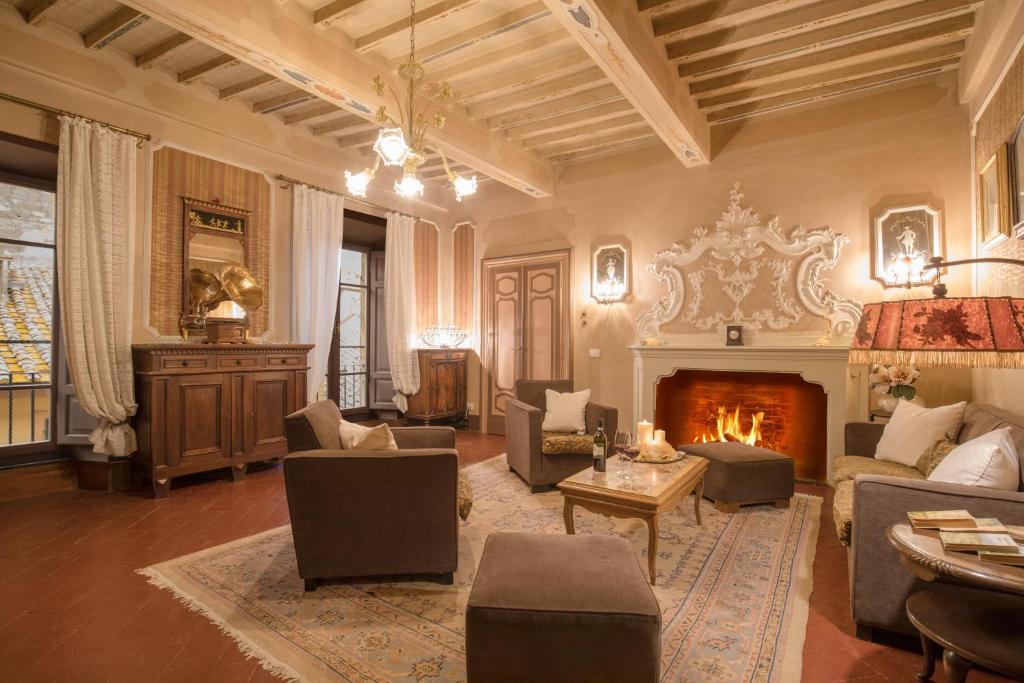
(726, 325), (744, 346)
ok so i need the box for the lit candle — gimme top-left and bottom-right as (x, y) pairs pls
(653, 429), (666, 446)
(637, 420), (654, 445)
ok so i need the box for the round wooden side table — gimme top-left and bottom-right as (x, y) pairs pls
(888, 523), (1024, 682)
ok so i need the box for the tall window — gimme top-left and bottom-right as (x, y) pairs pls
(336, 247), (368, 410)
(0, 178), (56, 454)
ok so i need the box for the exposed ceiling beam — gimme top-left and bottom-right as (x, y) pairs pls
(708, 60), (960, 124)
(468, 67), (608, 120)
(17, 0), (66, 26)
(82, 6), (147, 49)
(355, 0), (479, 53)
(413, 2), (551, 65)
(253, 90), (314, 114)
(653, 0), (820, 42)
(177, 54), (237, 84)
(311, 114), (372, 136)
(336, 129), (381, 148)
(457, 50), (592, 104)
(313, 0), (370, 28)
(669, 0), (979, 65)
(543, 0), (710, 166)
(687, 13), (974, 97)
(219, 73), (276, 100)
(697, 42), (964, 111)
(541, 127), (658, 157)
(135, 32), (193, 68)
(551, 136), (660, 164)
(428, 28), (572, 84)
(283, 101), (340, 125)
(125, 0), (554, 197)
(505, 99), (635, 139)
(486, 84), (623, 130)
(523, 113), (648, 148)
(638, 0), (705, 15)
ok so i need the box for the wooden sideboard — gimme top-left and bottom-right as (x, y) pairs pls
(405, 349), (468, 424)
(132, 343), (313, 497)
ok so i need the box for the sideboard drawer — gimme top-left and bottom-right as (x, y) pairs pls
(267, 355), (302, 366)
(219, 355), (263, 369)
(161, 356), (210, 370)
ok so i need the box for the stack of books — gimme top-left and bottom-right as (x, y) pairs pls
(907, 510), (1024, 566)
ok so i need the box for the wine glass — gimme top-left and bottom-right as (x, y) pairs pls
(614, 432), (635, 480)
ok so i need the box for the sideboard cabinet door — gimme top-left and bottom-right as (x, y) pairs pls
(166, 373), (232, 469)
(241, 370), (296, 459)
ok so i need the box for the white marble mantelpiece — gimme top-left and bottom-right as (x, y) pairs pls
(630, 344), (857, 482)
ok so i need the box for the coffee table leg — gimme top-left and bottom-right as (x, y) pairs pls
(646, 516), (659, 586)
(563, 498), (575, 534)
(942, 651), (971, 683)
(917, 634), (937, 681)
(694, 476), (704, 526)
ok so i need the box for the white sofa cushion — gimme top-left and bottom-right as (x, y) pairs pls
(541, 388), (591, 433)
(928, 427), (1021, 490)
(875, 400), (966, 467)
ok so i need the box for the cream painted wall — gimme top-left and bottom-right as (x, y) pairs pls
(457, 73), (975, 427)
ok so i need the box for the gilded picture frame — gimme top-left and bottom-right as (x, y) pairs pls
(1008, 113), (1024, 238)
(979, 146), (1011, 247)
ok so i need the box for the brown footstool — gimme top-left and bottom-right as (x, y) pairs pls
(684, 442), (794, 513)
(466, 533), (661, 682)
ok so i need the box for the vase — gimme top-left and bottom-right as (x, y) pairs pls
(878, 396), (899, 413)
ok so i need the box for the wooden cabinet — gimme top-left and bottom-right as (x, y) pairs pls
(405, 349), (468, 424)
(132, 344), (312, 497)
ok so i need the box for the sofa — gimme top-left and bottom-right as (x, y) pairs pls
(283, 401), (460, 590)
(505, 379), (617, 492)
(833, 403), (1024, 640)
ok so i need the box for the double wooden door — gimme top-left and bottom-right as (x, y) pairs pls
(481, 250), (571, 435)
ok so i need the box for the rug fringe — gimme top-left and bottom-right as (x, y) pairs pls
(136, 566), (303, 682)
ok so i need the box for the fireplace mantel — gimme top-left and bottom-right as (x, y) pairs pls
(630, 344), (858, 482)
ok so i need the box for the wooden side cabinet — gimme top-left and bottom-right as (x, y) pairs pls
(132, 343), (312, 497)
(405, 349), (468, 424)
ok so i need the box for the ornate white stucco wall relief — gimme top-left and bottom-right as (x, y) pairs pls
(635, 183), (862, 342)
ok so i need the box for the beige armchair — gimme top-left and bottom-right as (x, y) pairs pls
(283, 401), (459, 590)
(505, 380), (617, 492)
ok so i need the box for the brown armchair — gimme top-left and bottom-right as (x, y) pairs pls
(505, 380), (618, 492)
(283, 401), (459, 590)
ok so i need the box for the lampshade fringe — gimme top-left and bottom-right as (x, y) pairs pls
(849, 349), (1024, 369)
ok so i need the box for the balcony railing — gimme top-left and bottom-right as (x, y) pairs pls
(0, 372), (52, 445)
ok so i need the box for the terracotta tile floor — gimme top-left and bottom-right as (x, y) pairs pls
(0, 432), (1011, 682)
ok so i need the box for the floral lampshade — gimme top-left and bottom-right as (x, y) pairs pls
(849, 296), (1024, 369)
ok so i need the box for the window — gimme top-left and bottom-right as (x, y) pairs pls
(335, 247), (369, 411)
(0, 178), (56, 454)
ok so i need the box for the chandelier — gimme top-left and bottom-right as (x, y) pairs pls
(345, 0), (477, 202)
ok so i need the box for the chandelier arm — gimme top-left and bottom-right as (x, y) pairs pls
(438, 149), (454, 179)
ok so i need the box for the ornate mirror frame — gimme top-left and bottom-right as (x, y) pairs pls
(181, 197), (249, 317)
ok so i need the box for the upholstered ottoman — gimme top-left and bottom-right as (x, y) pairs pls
(466, 533), (661, 682)
(684, 442), (794, 513)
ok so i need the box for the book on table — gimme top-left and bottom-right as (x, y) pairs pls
(978, 545), (1024, 566)
(936, 518), (1007, 533)
(939, 531), (1019, 552)
(907, 510), (975, 529)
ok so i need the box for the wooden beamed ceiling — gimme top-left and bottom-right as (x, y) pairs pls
(11, 0), (984, 186)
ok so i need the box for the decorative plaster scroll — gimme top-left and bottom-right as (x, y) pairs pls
(635, 183), (862, 341)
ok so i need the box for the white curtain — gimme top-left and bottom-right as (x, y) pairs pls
(384, 212), (419, 412)
(291, 184), (344, 404)
(56, 116), (138, 457)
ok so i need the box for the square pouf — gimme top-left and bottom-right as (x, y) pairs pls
(466, 533), (661, 683)
(684, 442), (794, 513)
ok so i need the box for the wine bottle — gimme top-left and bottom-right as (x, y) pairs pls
(593, 418), (607, 472)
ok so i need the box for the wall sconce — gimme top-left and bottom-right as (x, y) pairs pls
(592, 243), (629, 304)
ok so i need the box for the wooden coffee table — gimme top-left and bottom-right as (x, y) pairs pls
(558, 455), (707, 585)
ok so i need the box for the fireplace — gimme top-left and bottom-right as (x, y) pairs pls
(655, 369), (828, 481)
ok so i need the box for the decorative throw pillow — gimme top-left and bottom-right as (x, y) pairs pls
(351, 423), (399, 450)
(457, 472), (473, 521)
(338, 418), (372, 449)
(541, 388), (591, 433)
(874, 400), (966, 467)
(928, 427), (1021, 490)
(915, 436), (957, 477)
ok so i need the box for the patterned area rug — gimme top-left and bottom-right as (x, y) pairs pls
(140, 455), (820, 682)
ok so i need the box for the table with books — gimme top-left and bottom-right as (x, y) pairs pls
(887, 511), (1024, 683)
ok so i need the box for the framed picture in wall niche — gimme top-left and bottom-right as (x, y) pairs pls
(591, 243), (629, 303)
(978, 146), (1011, 246)
(1008, 114), (1024, 237)
(871, 204), (941, 288)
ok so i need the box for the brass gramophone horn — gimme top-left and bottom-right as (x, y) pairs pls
(219, 263), (264, 311)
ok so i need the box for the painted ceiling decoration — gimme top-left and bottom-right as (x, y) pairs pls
(11, 0), (980, 197)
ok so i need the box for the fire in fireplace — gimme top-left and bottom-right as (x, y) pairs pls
(655, 369), (828, 482)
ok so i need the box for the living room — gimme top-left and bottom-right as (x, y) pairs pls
(1, 0), (1023, 681)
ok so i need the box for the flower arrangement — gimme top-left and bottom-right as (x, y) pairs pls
(869, 364), (921, 401)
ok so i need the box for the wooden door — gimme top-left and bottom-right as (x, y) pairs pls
(167, 374), (231, 470)
(430, 356), (463, 416)
(239, 371), (294, 460)
(368, 251), (395, 412)
(481, 251), (571, 435)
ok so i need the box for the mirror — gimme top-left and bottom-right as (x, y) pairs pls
(182, 197), (249, 321)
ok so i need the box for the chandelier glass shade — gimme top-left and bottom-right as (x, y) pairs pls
(345, 0), (477, 203)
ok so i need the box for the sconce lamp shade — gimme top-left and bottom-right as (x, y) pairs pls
(849, 297), (1024, 369)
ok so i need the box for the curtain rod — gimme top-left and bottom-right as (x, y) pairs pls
(275, 174), (420, 221)
(0, 92), (151, 142)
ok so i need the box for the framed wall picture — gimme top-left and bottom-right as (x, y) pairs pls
(1009, 114), (1024, 237)
(592, 243), (629, 303)
(979, 145), (1011, 246)
(871, 204), (941, 288)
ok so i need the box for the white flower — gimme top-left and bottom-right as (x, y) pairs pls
(887, 365), (919, 387)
